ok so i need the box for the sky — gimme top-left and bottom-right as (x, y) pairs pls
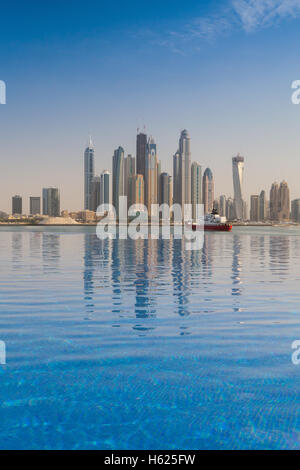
(1, 0), (300, 212)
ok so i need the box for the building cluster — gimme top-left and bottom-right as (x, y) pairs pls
(11, 188), (60, 218)
(7, 129), (300, 224)
(84, 129), (214, 220)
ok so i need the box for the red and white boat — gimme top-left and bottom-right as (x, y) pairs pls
(186, 209), (232, 232)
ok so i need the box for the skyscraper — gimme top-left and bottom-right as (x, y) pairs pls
(202, 168), (214, 214)
(179, 130), (191, 206)
(30, 197), (41, 215)
(91, 176), (101, 212)
(278, 181), (290, 221)
(219, 195), (226, 217)
(112, 146), (124, 217)
(191, 162), (202, 220)
(291, 199), (300, 222)
(84, 137), (95, 210)
(259, 190), (268, 221)
(42, 188), (60, 217)
(173, 151), (181, 205)
(250, 195), (260, 221)
(232, 155), (245, 220)
(159, 172), (172, 206)
(145, 136), (158, 214)
(136, 132), (147, 180)
(270, 182), (279, 220)
(100, 170), (110, 206)
(128, 174), (144, 210)
(12, 195), (22, 215)
(124, 155), (136, 199)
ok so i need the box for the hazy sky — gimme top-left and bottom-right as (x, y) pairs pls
(1, 0), (300, 213)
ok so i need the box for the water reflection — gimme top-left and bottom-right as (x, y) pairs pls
(18, 228), (292, 323)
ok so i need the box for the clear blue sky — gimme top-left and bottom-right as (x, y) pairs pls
(1, 0), (300, 212)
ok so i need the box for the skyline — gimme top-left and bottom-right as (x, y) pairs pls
(5, 128), (295, 223)
(2, 1), (300, 211)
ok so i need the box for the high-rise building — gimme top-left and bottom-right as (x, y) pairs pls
(179, 130), (191, 206)
(128, 174), (144, 210)
(12, 195), (22, 215)
(291, 199), (300, 222)
(226, 197), (235, 221)
(159, 172), (172, 206)
(191, 162), (202, 220)
(219, 195), (226, 217)
(112, 146), (124, 217)
(145, 137), (158, 214)
(259, 190), (268, 221)
(232, 155), (245, 220)
(30, 197), (41, 215)
(84, 137), (95, 210)
(278, 181), (290, 221)
(250, 195), (260, 221)
(100, 170), (110, 206)
(91, 176), (101, 212)
(124, 155), (136, 200)
(136, 132), (147, 179)
(173, 151), (181, 205)
(202, 168), (214, 214)
(270, 182), (279, 220)
(157, 160), (161, 204)
(42, 188), (60, 217)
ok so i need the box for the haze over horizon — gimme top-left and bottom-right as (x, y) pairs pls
(1, 0), (300, 213)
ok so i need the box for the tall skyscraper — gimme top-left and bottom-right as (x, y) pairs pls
(128, 174), (144, 210)
(112, 146), (124, 217)
(145, 136), (158, 214)
(278, 180), (290, 221)
(12, 195), (22, 215)
(250, 195), (260, 221)
(91, 176), (101, 212)
(270, 182), (279, 220)
(269, 181), (290, 221)
(202, 168), (214, 214)
(259, 190), (268, 221)
(124, 155), (136, 199)
(42, 188), (60, 217)
(226, 197), (235, 220)
(173, 151), (181, 205)
(30, 197), (41, 215)
(159, 172), (172, 206)
(219, 195), (226, 217)
(84, 137), (95, 210)
(191, 162), (202, 220)
(232, 155), (245, 220)
(100, 170), (110, 206)
(157, 160), (161, 204)
(136, 132), (147, 179)
(179, 130), (191, 206)
(291, 199), (300, 222)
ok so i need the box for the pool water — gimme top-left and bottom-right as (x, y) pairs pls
(0, 226), (300, 449)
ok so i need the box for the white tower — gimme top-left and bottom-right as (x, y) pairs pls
(232, 155), (244, 220)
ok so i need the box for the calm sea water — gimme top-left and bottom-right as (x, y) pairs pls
(1, 226), (300, 449)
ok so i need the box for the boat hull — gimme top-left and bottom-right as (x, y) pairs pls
(187, 223), (232, 232)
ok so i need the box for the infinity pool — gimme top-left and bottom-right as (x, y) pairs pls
(0, 226), (300, 449)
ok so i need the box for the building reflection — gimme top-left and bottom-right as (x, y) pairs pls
(231, 234), (243, 298)
(269, 235), (290, 278)
(42, 232), (60, 272)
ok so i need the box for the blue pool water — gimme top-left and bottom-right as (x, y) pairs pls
(1, 226), (300, 449)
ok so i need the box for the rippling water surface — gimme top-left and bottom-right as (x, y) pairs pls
(1, 226), (300, 449)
